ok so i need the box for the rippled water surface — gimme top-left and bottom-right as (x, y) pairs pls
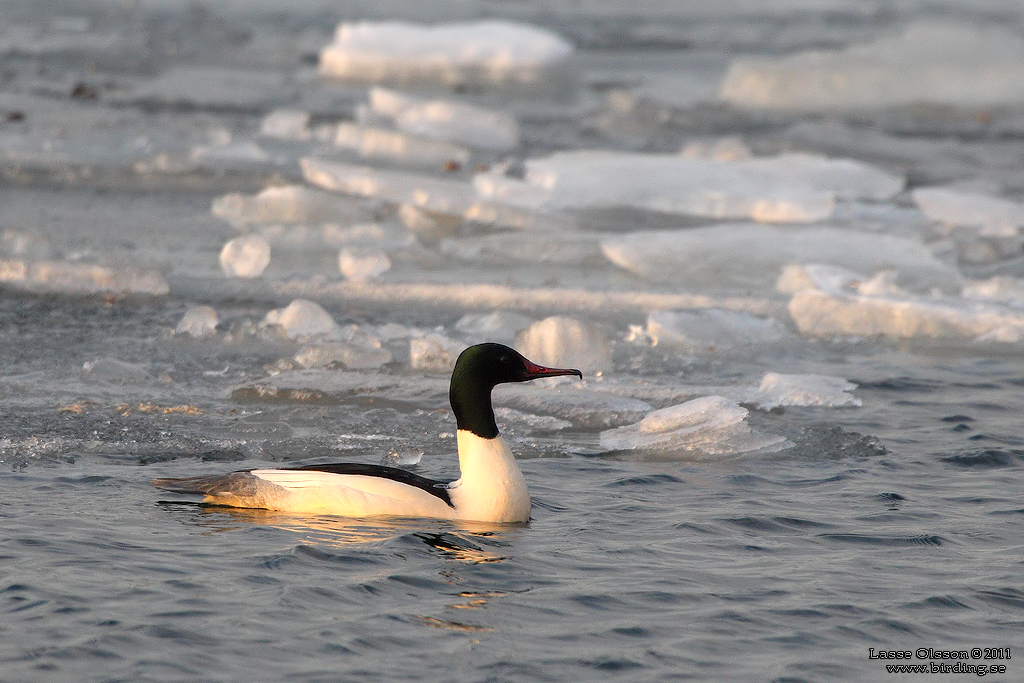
(3, 1), (1024, 682)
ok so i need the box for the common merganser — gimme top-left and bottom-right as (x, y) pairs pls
(152, 343), (582, 523)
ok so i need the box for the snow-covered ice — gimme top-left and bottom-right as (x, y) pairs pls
(81, 358), (152, 384)
(789, 289), (1024, 343)
(367, 88), (520, 153)
(294, 341), (392, 370)
(219, 235), (271, 279)
(602, 225), (959, 294)
(260, 110), (312, 141)
(409, 334), (467, 373)
(302, 158), (475, 216)
(0, 259), (169, 296)
(474, 151), (902, 223)
(175, 306), (219, 338)
(318, 21), (574, 93)
(212, 185), (375, 228)
(338, 247), (391, 282)
(647, 309), (792, 355)
(332, 123), (471, 169)
(262, 299), (340, 340)
(599, 396), (790, 458)
(720, 22), (1024, 111)
(515, 316), (612, 374)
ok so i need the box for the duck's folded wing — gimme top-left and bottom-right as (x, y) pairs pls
(153, 468), (456, 518)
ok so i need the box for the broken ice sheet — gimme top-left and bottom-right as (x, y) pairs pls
(367, 87), (521, 153)
(127, 66), (298, 111)
(720, 22), (1024, 111)
(318, 20), (574, 94)
(212, 185), (376, 228)
(0, 259), (169, 296)
(175, 306), (219, 338)
(647, 309), (793, 355)
(599, 396), (790, 460)
(454, 311), (535, 346)
(474, 151), (902, 223)
(302, 158), (476, 216)
(261, 299), (341, 340)
(493, 384), (651, 430)
(789, 288), (1024, 344)
(603, 225), (960, 295)
(913, 186), (1024, 235)
(220, 235), (271, 279)
(332, 122), (471, 169)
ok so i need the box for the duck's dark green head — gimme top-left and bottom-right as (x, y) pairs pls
(449, 343), (583, 438)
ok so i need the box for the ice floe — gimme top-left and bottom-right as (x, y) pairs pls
(602, 225), (959, 294)
(260, 110), (312, 141)
(789, 289), (1024, 344)
(332, 122), (471, 169)
(318, 21), (574, 93)
(409, 333), (467, 373)
(647, 309), (793, 355)
(262, 299), (340, 340)
(338, 247), (391, 282)
(599, 396), (789, 458)
(212, 185), (375, 228)
(175, 306), (219, 338)
(720, 22), (1024, 111)
(366, 88), (520, 153)
(0, 259), (169, 296)
(219, 235), (271, 279)
(474, 151), (902, 223)
(82, 358), (152, 384)
(302, 158), (475, 216)
(294, 340), (391, 370)
(515, 316), (613, 374)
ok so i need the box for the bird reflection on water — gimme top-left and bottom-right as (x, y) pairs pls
(156, 500), (511, 564)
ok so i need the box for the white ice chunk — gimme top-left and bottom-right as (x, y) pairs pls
(260, 109), (312, 141)
(318, 21), (574, 92)
(338, 247), (391, 282)
(302, 158), (476, 216)
(409, 334), (468, 373)
(777, 263), (865, 295)
(720, 22), (1024, 111)
(219, 235), (271, 279)
(82, 358), (151, 384)
(454, 311), (535, 345)
(332, 122), (471, 169)
(493, 407), (572, 432)
(913, 186), (1024, 236)
(515, 316), (612, 374)
(647, 309), (792, 354)
(494, 385), (651, 430)
(0, 259), (168, 296)
(212, 185), (375, 228)
(599, 396), (789, 457)
(294, 341), (392, 370)
(474, 150), (901, 223)
(754, 373), (861, 409)
(369, 88), (520, 153)
(175, 306), (219, 338)
(262, 299), (340, 340)
(789, 289), (1024, 342)
(603, 225), (960, 294)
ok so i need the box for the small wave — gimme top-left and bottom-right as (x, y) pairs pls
(941, 449), (1024, 468)
(820, 533), (945, 547)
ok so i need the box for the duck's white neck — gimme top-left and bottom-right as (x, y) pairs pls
(448, 430), (531, 523)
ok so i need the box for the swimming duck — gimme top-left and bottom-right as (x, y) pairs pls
(152, 343), (582, 523)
